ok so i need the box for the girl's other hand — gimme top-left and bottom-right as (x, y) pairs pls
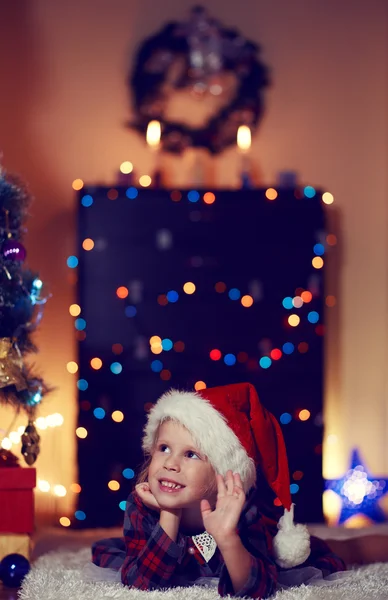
(135, 482), (161, 512)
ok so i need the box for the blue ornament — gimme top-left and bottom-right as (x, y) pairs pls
(0, 553), (30, 587)
(325, 448), (388, 524)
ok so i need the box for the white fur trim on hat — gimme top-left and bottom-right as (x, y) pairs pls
(142, 389), (256, 494)
(273, 505), (311, 568)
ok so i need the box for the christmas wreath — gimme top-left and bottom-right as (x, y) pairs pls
(128, 6), (270, 154)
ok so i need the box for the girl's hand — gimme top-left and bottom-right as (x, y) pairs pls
(135, 482), (161, 512)
(200, 470), (245, 548)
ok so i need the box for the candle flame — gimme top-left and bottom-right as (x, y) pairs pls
(237, 125), (251, 152)
(146, 120), (161, 149)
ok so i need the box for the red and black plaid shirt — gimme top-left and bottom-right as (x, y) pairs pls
(92, 491), (345, 598)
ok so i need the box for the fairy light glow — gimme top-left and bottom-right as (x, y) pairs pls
(312, 256), (324, 269)
(139, 175), (152, 187)
(72, 179), (84, 191)
(69, 304), (81, 316)
(265, 188), (278, 201)
(322, 192), (334, 205)
(194, 381), (207, 391)
(120, 161), (133, 174)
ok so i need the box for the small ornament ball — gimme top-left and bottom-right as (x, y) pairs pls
(2, 239), (27, 262)
(0, 553), (30, 587)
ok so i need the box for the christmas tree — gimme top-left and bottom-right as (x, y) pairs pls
(0, 167), (49, 465)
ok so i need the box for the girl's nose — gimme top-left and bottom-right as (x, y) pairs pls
(164, 454), (180, 471)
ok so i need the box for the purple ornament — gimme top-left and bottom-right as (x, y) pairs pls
(2, 239), (27, 262)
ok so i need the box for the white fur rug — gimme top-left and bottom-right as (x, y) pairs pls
(18, 548), (388, 600)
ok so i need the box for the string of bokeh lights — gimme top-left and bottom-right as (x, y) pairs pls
(62, 172), (337, 525)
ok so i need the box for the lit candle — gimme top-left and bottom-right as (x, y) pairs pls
(237, 125), (252, 189)
(146, 120), (162, 188)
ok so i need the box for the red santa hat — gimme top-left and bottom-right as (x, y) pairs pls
(142, 382), (311, 569)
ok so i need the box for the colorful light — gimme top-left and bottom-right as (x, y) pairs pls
(292, 296), (303, 308)
(265, 188), (278, 201)
(194, 380), (206, 391)
(308, 311), (320, 323)
(123, 468), (135, 479)
(167, 290), (179, 303)
(312, 256), (324, 269)
(228, 288), (241, 300)
(188, 190), (200, 203)
(126, 187), (138, 199)
(270, 349), (282, 360)
(69, 304), (81, 316)
(81, 195), (93, 207)
(75, 318), (86, 330)
(108, 480), (120, 491)
(161, 338), (173, 351)
(282, 342), (295, 354)
(313, 243), (325, 256)
(139, 175), (152, 187)
(215, 282), (226, 293)
(112, 343), (123, 354)
(210, 349), (222, 361)
(224, 353), (236, 366)
(93, 408), (106, 419)
(72, 179), (84, 191)
(120, 161), (133, 174)
(77, 379), (88, 391)
(259, 356), (272, 369)
(76, 427), (88, 439)
(241, 295), (254, 307)
(325, 449), (388, 524)
(75, 510), (86, 520)
(90, 357), (102, 370)
(112, 410), (124, 422)
(82, 238), (94, 251)
(125, 306), (137, 317)
(183, 282), (196, 294)
(304, 186), (316, 198)
(151, 360), (163, 372)
(282, 297), (293, 309)
(288, 314), (300, 327)
(301, 291), (312, 303)
(326, 295), (336, 307)
(280, 413), (292, 424)
(170, 190), (182, 202)
(298, 409), (311, 421)
(203, 192), (216, 205)
(322, 192), (334, 205)
(116, 286), (129, 299)
(67, 256), (78, 268)
(110, 362), (123, 374)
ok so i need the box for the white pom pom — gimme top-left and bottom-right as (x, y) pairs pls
(273, 504), (311, 568)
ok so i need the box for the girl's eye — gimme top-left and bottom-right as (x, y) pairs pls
(186, 450), (200, 459)
(159, 444), (169, 452)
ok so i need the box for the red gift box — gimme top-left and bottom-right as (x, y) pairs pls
(0, 467), (36, 533)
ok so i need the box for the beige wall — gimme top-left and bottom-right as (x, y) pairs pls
(0, 0), (387, 522)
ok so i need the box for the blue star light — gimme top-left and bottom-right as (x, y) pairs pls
(325, 448), (388, 524)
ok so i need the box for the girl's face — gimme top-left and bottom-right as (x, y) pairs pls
(148, 420), (217, 510)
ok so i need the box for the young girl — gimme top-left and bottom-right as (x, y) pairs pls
(88, 382), (351, 597)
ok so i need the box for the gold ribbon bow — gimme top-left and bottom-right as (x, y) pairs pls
(0, 337), (28, 391)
